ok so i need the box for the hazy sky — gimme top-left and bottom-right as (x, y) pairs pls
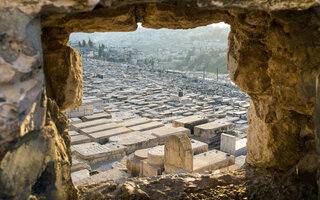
(209, 22), (230, 28)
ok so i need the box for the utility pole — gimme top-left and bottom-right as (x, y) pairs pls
(203, 65), (205, 81)
(216, 68), (218, 81)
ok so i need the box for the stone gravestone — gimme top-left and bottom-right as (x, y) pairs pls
(178, 90), (183, 97)
(164, 132), (193, 173)
(220, 133), (236, 155)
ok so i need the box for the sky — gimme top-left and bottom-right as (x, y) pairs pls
(210, 22), (230, 28)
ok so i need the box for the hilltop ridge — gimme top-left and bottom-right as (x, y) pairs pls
(69, 24), (230, 73)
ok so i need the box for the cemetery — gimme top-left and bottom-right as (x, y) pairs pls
(68, 58), (249, 185)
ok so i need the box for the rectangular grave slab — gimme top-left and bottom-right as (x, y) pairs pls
(69, 118), (82, 125)
(235, 155), (246, 168)
(80, 123), (120, 135)
(109, 131), (142, 143)
(65, 99), (94, 118)
(72, 142), (126, 165)
(192, 150), (235, 173)
(74, 168), (128, 186)
(220, 133), (236, 154)
(120, 117), (152, 127)
(126, 157), (141, 177)
(71, 118), (110, 131)
(129, 121), (164, 132)
(194, 121), (234, 140)
(220, 134), (247, 156)
(110, 132), (158, 154)
(118, 135), (158, 154)
(71, 169), (90, 184)
(71, 134), (91, 145)
(232, 111), (247, 118)
(235, 138), (247, 156)
(69, 131), (80, 136)
(89, 127), (132, 144)
(172, 115), (208, 134)
(147, 139), (207, 170)
(71, 158), (87, 172)
(90, 98), (104, 111)
(190, 139), (208, 155)
(82, 113), (112, 121)
(147, 126), (191, 144)
(140, 160), (163, 177)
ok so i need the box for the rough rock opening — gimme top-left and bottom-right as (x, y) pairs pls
(0, 1), (319, 199)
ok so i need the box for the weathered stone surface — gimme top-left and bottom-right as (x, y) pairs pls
(116, 133), (158, 154)
(71, 169), (90, 185)
(172, 115), (209, 134)
(42, 42), (83, 110)
(82, 112), (111, 121)
(148, 125), (191, 144)
(148, 145), (165, 166)
(71, 158), (87, 172)
(89, 127), (132, 144)
(0, 9), (45, 159)
(228, 8), (320, 170)
(0, 58), (16, 83)
(148, 139), (207, 167)
(71, 134), (91, 145)
(220, 133), (236, 154)
(72, 142), (126, 164)
(194, 121), (233, 140)
(70, 118), (110, 131)
(65, 99), (94, 118)
(75, 168), (128, 186)
(120, 117), (152, 127)
(140, 4), (227, 29)
(129, 121), (164, 132)
(140, 159), (163, 177)
(190, 139), (208, 155)
(316, 75), (320, 196)
(80, 122), (120, 134)
(0, 99), (77, 199)
(127, 148), (151, 176)
(193, 149), (235, 173)
(41, 6), (138, 33)
(164, 132), (193, 173)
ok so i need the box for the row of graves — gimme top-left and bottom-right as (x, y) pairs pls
(81, 58), (249, 136)
(67, 59), (249, 185)
(67, 97), (247, 185)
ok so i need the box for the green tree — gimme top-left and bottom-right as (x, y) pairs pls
(98, 44), (105, 58)
(78, 41), (82, 47)
(88, 38), (93, 48)
(82, 40), (86, 47)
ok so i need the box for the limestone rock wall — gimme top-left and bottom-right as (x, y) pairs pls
(228, 8), (320, 170)
(42, 28), (83, 111)
(0, 98), (77, 199)
(0, 0), (319, 199)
